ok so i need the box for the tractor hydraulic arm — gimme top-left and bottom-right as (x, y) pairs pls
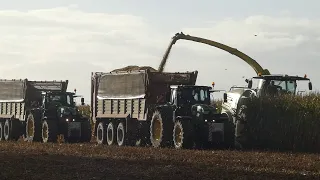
(158, 32), (270, 75)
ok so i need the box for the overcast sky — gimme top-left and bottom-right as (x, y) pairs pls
(0, 0), (319, 104)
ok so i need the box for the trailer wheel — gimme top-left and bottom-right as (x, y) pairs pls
(0, 122), (3, 141)
(150, 110), (173, 148)
(3, 119), (20, 141)
(25, 112), (41, 142)
(3, 119), (10, 141)
(42, 120), (58, 143)
(173, 120), (193, 149)
(116, 122), (126, 146)
(106, 122), (114, 145)
(96, 122), (106, 144)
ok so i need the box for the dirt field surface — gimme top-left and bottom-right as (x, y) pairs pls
(0, 142), (319, 180)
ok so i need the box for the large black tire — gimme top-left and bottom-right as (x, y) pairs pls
(106, 122), (115, 145)
(3, 119), (20, 141)
(173, 120), (194, 149)
(80, 120), (92, 142)
(150, 110), (173, 148)
(96, 122), (106, 144)
(235, 104), (249, 149)
(223, 118), (235, 149)
(0, 122), (3, 141)
(25, 112), (42, 142)
(135, 122), (151, 147)
(42, 120), (58, 143)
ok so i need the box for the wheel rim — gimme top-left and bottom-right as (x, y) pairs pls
(117, 124), (124, 145)
(4, 121), (9, 139)
(27, 117), (34, 138)
(42, 122), (48, 142)
(97, 124), (103, 143)
(0, 123), (3, 140)
(174, 123), (183, 147)
(107, 123), (113, 145)
(152, 117), (162, 141)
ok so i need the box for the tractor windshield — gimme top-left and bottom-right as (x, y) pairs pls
(268, 80), (296, 93)
(259, 79), (297, 95)
(178, 87), (210, 105)
(49, 93), (74, 106)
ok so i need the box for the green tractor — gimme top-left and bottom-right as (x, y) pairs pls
(26, 90), (92, 143)
(149, 85), (234, 149)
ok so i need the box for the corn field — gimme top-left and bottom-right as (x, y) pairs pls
(242, 93), (320, 153)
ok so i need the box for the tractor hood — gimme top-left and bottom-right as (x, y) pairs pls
(58, 106), (78, 117)
(191, 104), (217, 115)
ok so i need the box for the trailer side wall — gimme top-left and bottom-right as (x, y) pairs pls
(0, 79), (69, 121)
(0, 79), (27, 120)
(92, 71), (147, 121)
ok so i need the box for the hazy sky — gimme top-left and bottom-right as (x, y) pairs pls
(0, 0), (319, 103)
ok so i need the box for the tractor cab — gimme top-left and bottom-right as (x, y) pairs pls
(168, 85), (218, 117)
(41, 91), (85, 121)
(245, 74), (312, 96)
(169, 85), (211, 105)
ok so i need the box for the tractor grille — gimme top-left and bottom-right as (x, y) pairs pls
(68, 122), (81, 138)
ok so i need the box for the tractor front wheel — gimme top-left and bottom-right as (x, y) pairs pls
(42, 120), (58, 143)
(173, 120), (193, 149)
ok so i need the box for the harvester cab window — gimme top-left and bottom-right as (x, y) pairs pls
(287, 81), (296, 93)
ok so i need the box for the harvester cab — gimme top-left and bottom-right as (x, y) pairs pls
(244, 74), (312, 97)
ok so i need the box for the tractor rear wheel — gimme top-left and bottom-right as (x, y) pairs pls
(173, 120), (194, 149)
(25, 112), (41, 142)
(150, 110), (173, 148)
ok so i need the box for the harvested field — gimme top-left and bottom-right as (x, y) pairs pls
(0, 142), (319, 180)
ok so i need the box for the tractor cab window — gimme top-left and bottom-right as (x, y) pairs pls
(199, 89), (208, 101)
(49, 93), (73, 106)
(178, 87), (210, 104)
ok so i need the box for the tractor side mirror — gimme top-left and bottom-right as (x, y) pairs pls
(308, 82), (313, 90)
(248, 80), (253, 88)
(223, 93), (227, 103)
(81, 97), (85, 105)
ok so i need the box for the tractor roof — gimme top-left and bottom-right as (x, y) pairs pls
(253, 74), (310, 81)
(170, 85), (212, 89)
